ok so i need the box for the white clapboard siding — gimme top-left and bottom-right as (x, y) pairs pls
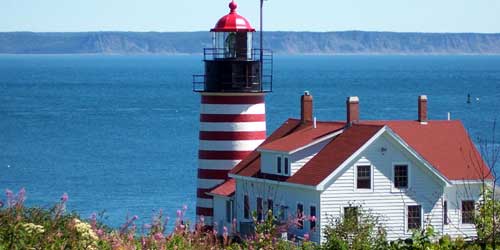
(319, 134), (446, 242)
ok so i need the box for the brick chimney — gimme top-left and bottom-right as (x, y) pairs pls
(301, 91), (313, 124)
(418, 95), (428, 124)
(347, 96), (359, 125)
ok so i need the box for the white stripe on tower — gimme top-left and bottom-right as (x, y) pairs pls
(196, 93), (266, 225)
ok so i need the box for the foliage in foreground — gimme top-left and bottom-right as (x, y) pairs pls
(1, 188), (500, 249)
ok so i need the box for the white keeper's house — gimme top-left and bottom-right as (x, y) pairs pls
(206, 92), (492, 244)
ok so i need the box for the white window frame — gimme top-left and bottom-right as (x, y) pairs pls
(226, 199), (234, 223)
(256, 196), (264, 222)
(266, 197), (274, 217)
(405, 204), (423, 232)
(284, 156), (290, 175)
(354, 163), (374, 192)
(309, 203), (318, 231)
(341, 205), (360, 223)
(391, 162), (411, 192)
(276, 155), (282, 174)
(243, 193), (251, 221)
(296, 201), (304, 230)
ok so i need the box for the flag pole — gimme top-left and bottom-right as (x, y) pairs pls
(259, 0), (264, 91)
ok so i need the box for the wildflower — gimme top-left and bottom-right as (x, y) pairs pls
(73, 218), (99, 249)
(96, 229), (104, 237)
(310, 215), (316, 222)
(5, 189), (13, 207)
(182, 204), (188, 211)
(154, 232), (164, 241)
(22, 223), (45, 234)
(304, 233), (310, 241)
(176, 209), (182, 218)
(223, 226), (228, 238)
(61, 192), (68, 202)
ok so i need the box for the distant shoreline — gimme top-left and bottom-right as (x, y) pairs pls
(1, 31), (500, 55)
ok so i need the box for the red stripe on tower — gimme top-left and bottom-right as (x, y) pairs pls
(196, 93), (266, 225)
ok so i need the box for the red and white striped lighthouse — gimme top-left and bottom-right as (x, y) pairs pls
(193, 0), (273, 225)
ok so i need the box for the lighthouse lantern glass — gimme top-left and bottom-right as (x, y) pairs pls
(212, 31), (253, 60)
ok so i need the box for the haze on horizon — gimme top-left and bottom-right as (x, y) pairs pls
(2, 0), (500, 33)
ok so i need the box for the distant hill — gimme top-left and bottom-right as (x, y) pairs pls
(1, 31), (500, 54)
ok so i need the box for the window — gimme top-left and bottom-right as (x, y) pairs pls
(277, 157), (282, 174)
(297, 203), (304, 229)
(394, 165), (408, 189)
(443, 201), (448, 225)
(310, 206), (317, 230)
(279, 206), (286, 222)
(357, 165), (371, 189)
(244, 195), (250, 219)
(226, 200), (233, 223)
(462, 200), (475, 224)
(344, 206), (359, 224)
(284, 157), (289, 175)
(407, 205), (422, 230)
(257, 197), (263, 221)
(267, 199), (274, 216)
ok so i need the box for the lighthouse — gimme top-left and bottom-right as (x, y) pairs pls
(193, 0), (272, 225)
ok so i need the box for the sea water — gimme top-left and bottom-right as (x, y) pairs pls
(0, 55), (499, 227)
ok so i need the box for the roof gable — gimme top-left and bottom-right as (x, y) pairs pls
(361, 120), (491, 181)
(287, 124), (383, 186)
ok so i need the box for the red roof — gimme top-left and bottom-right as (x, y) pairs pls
(259, 122), (345, 152)
(230, 118), (491, 187)
(360, 120), (491, 181)
(211, 1), (255, 32)
(287, 124), (383, 185)
(209, 179), (236, 197)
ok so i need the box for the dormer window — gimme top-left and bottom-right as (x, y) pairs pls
(277, 156), (282, 174)
(284, 157), (289, 175)
(275, 155), (290, 175)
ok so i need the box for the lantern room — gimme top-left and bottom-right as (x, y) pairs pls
(211, 1), (255, 60)
(193, 0), (273, 93)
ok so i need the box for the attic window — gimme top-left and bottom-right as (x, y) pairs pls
(357, 165), (371, 189)
(394, 165), (408, 189)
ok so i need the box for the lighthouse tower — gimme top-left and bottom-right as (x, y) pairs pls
(193, 0), (272, 225)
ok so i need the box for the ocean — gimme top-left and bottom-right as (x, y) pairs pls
(0, 55), (499, 227)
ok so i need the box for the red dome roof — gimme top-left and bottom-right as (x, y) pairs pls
(211, 1), (255, 32)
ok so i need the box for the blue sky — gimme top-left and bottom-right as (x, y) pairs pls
(2, 0), (500, 33)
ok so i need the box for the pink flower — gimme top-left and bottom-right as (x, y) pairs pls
(176, 209), (182, 218)
(96, 229), (104, 237)
(154, 232), (164, 241)
(182, 204), (188, 211)
(61, 193), (68, 202)
(304, 233), (310, 241)
(132, 215), (139, 220)
(310, 216), (316, 222)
